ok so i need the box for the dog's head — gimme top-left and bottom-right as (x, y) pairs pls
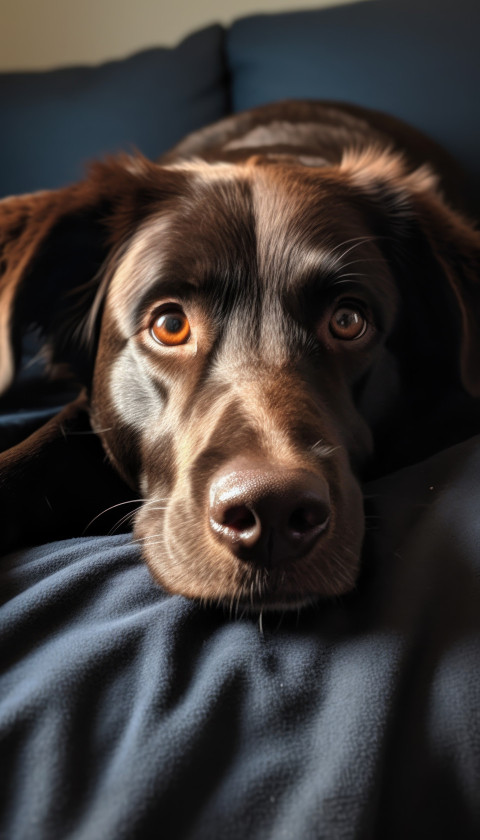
(1, 148), (479, 609)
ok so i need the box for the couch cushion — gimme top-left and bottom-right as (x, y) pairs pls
(227, 0), (480, 206)
(0, 24), (228, 196)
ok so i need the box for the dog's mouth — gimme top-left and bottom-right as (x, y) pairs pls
(215, 543), (361, 612)
(137, 524), (363, 612)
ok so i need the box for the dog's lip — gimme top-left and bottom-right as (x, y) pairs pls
(228, 571), (354, 613)
(140, 512), (360, 609)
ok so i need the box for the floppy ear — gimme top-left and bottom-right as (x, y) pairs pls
(0, 154), (181, 394)
(340, 148), (480, 398)
(402, 189), (480, 398)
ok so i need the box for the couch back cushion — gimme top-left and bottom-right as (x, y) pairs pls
(228, 0), (480, 207)
(0, 24), (228, 196)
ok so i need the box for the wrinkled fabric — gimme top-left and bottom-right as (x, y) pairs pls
(1, 436), (479, 839)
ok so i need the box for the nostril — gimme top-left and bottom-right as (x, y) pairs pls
(210, 502), (262, 549)
(288, 503), (330, 537)
(222, 505), (257, 533)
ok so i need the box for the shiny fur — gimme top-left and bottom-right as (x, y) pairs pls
(1, 101), (479, 610)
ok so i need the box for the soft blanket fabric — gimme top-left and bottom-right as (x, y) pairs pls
(1, 436), (479, 839)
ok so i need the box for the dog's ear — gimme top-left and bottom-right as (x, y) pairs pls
(0, 155), (182, 394)
(401, 189), (480, 398)
(340, 148), (480, 397)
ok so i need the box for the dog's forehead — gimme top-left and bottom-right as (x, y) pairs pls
(107, 161), (390, 328)
(247, 162), (377, 283)
(175, 160), (373, 266)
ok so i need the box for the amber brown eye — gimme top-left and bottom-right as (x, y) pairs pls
(329, 304), (367, 341)
(151, 309), (191, 346)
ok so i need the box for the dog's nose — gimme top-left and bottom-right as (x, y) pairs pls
(209, 460), (330, 565)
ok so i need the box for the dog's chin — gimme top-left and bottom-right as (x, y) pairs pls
(135, 510), (363, 612)
(213, 562), (362, 614)
(145, 550), (361, 613)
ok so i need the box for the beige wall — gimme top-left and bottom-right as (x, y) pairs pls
(0, 0), (365, 71)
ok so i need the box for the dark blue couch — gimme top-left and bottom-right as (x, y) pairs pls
(1, 2), (480, 838)
(2, 0), (480, 207)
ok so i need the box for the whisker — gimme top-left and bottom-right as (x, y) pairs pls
(82, 499), (145, 535)
(83, 496), (169, 537)
(331, 273), (369, 283)
(138, 539), (168, 549)
(310, 441), (341, 459)
(335, 255), (389, 273)
(108, 509), (140, 536)
(328, 234), (380, 257)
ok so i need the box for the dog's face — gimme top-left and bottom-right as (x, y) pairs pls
(90, 161), (401, 608)
(1, 146), (480, 610)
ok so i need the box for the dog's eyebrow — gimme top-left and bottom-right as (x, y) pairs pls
(275, 249), (353, 297)
(277, 233), (387, 295)
(280, 269), (351, 319)
(107, 213), (205, 333)
(130, 277), (199, 329)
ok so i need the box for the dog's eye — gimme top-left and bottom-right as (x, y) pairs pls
(329, 304), (367, 341)
(151, 309), (191, 346)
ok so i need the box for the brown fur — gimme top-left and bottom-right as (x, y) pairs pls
(1, 100), (479, 610)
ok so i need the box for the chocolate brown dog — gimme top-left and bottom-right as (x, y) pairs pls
(1, 100), (479, 610)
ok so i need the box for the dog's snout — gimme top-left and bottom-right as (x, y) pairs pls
(209, 460), (331, 566)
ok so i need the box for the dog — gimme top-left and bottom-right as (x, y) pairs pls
(0, 100), (479, 610)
